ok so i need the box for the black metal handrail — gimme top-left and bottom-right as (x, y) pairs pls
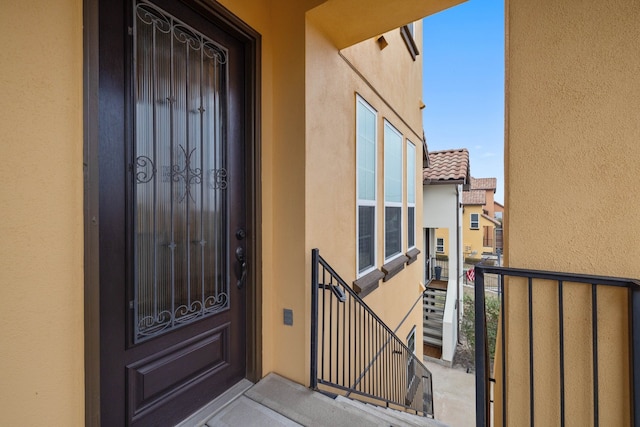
(310, 248), (434, 417)
(474, 264), (640, 427)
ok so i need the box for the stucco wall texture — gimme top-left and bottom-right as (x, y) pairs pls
(0, 1), (84, 425)
(505, 0), (640, 425)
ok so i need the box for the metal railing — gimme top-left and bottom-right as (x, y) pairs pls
(311, 249), (434, 417)
(474, 264), (640, 427)
(431, 257), (449, 280)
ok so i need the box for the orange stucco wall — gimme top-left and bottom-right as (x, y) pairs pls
(0, 1), (84, 425)
(504, 0), (640, 424)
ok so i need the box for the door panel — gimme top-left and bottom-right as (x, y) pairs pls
(98, 0), (251, 425)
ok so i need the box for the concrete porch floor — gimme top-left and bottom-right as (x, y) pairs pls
(175, 360), (475, 427)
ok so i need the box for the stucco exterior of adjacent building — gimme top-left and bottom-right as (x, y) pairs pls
(0, 0), (465, 425)
(459, 177), (500, 261)
(422, 148), (470, 363)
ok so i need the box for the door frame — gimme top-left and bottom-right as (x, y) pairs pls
(83, 0), (262, 423)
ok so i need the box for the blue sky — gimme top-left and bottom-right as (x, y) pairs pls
(422, 0), (505, 203)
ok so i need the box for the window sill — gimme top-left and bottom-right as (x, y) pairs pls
(381, 254), (409, 282)
(405, 248), (420, 265)
(353, 269), (384, 298)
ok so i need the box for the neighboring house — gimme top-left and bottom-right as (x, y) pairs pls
(493, 201), (504, 253)
(0, 0), (467, 425)
(422, 148), (470, 363)
(461, 177), (501, 261)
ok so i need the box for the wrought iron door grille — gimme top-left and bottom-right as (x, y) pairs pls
(133, 0), (230, 342)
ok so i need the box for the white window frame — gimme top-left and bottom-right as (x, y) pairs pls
(407, 325), (416, 353)
(356, 96), (377, 276)
(470, 213), (479, 230)
(406, 140), (416, 249)
(384, 120), (403, 261)
(436, 238), (445, 253)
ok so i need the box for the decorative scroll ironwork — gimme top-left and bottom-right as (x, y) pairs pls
(137, 292), (229, 338)
(208, 168), (227, 190)
(136, 155), (156, 183)
(135, 0), (227, 64)
(171, 145), (202, 203)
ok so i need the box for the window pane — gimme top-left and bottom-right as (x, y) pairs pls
(385, 206), (402, 258)
(407, 206), (415, 248)
(358, 206), (375, 272)
(384, 122), (402, 203)
(471, 213), (479, 228)
(357, 100), (376, 201)
(407, 142), (415, 203)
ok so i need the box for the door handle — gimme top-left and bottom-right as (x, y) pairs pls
(235, 247), (247, 289)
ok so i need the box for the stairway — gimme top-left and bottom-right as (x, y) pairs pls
(176, 373), (449, 427)
(423, 287), (446, 348)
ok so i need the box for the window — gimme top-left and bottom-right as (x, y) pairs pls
(436, 238), (445, 253)
(483, 226), (493, 247)
(400, 22), (419, 60)
(384, 121), (403, 259)
(470, 213), (479, 229)
(356, 96), (377, 274)
(406, 326), (416, 388)
(407, 326), (416, 353)
(406, 141), (416, 249)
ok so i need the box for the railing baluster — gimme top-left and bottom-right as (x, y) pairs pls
(558, 280), (565, 427)
(348, 286), (352, 394)
(475, 265), (488, 427)
(343, 285), (346, 386)
(321, 264), (326, 382)
(631, 286), (640, 427)
(528, 277), (534, 427)
(592, 284), (599, 427)
(336, 277), (340, 386)
(500, 273), (506, 427)
(310, 249), (319, 389)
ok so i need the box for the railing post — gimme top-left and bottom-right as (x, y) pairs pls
(475, 265), (489, 427)
(631, 286), (640, 427)
(310, 248), (319, 390)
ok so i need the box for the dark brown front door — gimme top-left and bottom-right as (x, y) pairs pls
(98, 0), (254, 424)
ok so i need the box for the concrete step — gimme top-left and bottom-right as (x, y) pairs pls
(335, 395), (447, 427)
(177, 373), (451, 427)
(422, 322), (442, 336)
(423, 335), (443, 347)
(246, 373), (401, 426)
(176, 379), (254, 426)
(424, 309), (444, 316)
(424, 291), (447, 299)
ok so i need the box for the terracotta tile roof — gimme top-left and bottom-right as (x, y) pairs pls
(481, 213), (501, 226)
(462, 190), (486, 205)
(470, 177), (497, 191)
(423, 148), (470, 184)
